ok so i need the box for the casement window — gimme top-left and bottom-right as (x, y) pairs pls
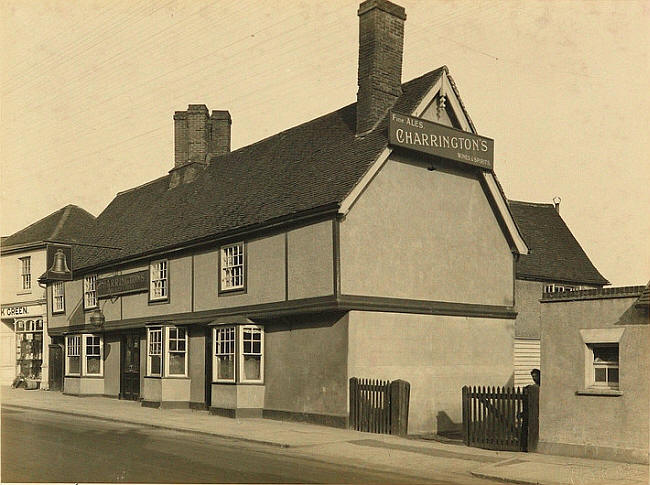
(84, 335), (103, 376)
(52, 282), (65, 314)
(214, 326), (236, 382)
(543, 283), (579, 294)
(19, 257), (31, 290)
(220, 243), (245, 292)
(579, 328), (624, 393)
(166, 326), (187, 376)
(212, 325), (264, 383)
(65, 335), (81, 376)
(150, 259), (168, 301)
(147, 327), (163, 377)
(84, 274), (98, 309)
(589, 344), (619, 389)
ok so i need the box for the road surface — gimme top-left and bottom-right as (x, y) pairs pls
(1, 406), (496, 484)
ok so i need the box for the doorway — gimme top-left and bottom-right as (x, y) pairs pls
(120, 333), (141, 400)
(48, 344), (63, 391)
(205, 329), (212, 408)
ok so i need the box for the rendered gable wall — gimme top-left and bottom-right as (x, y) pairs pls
(339, 153), (514, 307)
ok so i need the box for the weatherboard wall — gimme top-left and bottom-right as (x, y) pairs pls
(339, 155), (514, 307)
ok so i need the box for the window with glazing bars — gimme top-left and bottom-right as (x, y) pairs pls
(167, 327), (186, 376)
(85, 335), (101, 375)
(241, 326), (263, 382)
(147, 327), (162, 376)
(150, 260), (168, 300)
(66, 335), (81, 375)
(20, 257), (31, 290)
(53, 282), (65, 313)
(215, 327), (235, 381)
(84, 275), (97, 309)
(220, 243), (244, 290)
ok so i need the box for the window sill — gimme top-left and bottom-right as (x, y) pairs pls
(148, 298), (169, 306)
(16, 290), (32, 296)
(576, 388), (623, 397)
(163, 375), (190, 379)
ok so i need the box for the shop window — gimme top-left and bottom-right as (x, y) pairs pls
(166, 326), (187, 376)
(219, 243), (245, 292)
(52, 282), (65, 314)
(66, 335), (81, 376)
(19, 257), (31, 291)
(212, 325), (263, 383)
(84, 274), (98, 309)
(147, 327), (162, 377)
(16, 319), (43, 380)
(84, 335), (103, 376)
(590, 344), (619, 389)
(150, 260), (168, 301)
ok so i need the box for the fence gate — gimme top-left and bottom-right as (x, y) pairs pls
(350, 378), (391, 434)
(462, 385), (538, 452)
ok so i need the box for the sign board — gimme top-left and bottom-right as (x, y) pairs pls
(1, 304), (39, 318)
(388, 111), (494, 170)
(96, 270), (149, 299)
(44, 244), (73, 281)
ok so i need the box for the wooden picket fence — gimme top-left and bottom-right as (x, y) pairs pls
(349, 378), (391, 434)
(462, 385), (538, 452)
(349, 378), (410, 435)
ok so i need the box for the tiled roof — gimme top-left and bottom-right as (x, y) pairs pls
(2, 205), (96, 249)
(509, 200), (608, 286)
(74, 68), (447, 270)
(635, 281), (650, 308)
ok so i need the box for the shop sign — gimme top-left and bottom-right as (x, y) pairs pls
(96, 270), (149, 298)
(45, 244), (73, 281)
(1, 305), (37, 318)
(388, 111), (494, 170)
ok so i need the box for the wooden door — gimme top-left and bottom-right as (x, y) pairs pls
(120, 333), (141, 400)
(48, 344), (63, 391)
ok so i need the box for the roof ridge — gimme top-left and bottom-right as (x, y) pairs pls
(3, 206), (66, 240)
(115, 174), (169, 197)
(49, 205), (73, 240)
(508, 199), (555, 207)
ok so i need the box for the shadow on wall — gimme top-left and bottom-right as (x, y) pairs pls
(436, 411), (462, 437)
(69, 300), (85, 326)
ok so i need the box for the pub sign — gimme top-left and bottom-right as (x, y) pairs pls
(45, 244), (73, 281)
(96, 270), (149, 299)
(388, 111), (494, 170)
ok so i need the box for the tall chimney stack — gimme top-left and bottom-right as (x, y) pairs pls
(174, 104), (231, 168)
(356, 0), (406, 134)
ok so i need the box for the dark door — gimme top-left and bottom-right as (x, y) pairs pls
(48, 344), (63, 391)
(121, 333), (141, 400)
(205, 329), (212, 408)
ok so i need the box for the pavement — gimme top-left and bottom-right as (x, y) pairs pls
(2, 386), (648, 485)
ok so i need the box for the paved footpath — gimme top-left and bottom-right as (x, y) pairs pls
(2, 387), (648, 485)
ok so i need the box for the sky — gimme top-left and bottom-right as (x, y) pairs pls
(1, 0), (648, 286)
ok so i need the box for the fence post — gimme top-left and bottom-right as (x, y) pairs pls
(525, 384), (539, 452)
(349, 377), (358, 430)
(462, 386), (469, 445)
(390, 379), (410, 436)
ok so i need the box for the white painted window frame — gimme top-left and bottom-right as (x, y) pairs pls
(580, 328), (624, 391)
(220, 243), (245, 291)
(147, 327), (163, 377)
(149, 259), (168, 301)
(84, 274), (98, 309)
(52, 281), (65, 314)
(65, 335), (81, 376)
(213, 326), (236, 383)
(238, 325), (264, 384)
(164, 326), (188, 377)
(19, 256), (31, 291)
(82, 334), (103, 376)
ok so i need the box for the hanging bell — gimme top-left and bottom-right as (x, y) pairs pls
(49, 249), (70, 275)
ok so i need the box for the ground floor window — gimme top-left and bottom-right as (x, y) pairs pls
(213, 325), (264, 384)
(66, 334), (103, 377)
(146, 325), (188, 377)
(590, 344), (619, 389)
(16, 319), (43, 380)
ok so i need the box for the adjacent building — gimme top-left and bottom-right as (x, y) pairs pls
(509, 200), (609, 387)
(538, 283), (649, 464)
(1, 205), (96, 388)
(44, 0), (532, 434)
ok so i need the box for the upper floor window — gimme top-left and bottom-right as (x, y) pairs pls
(220, 243), (245, 292)
(84, 274), (98, 309)
(544, 283), (580, 294)
(52, 282), (65, 314)
(150, 260), (168, 301)
(19, 256), (31, 290)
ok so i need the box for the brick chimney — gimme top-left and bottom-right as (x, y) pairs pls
(170, 104), (231, 188)
(174, 104), (231, 168)
(356, 0), (406, 135)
